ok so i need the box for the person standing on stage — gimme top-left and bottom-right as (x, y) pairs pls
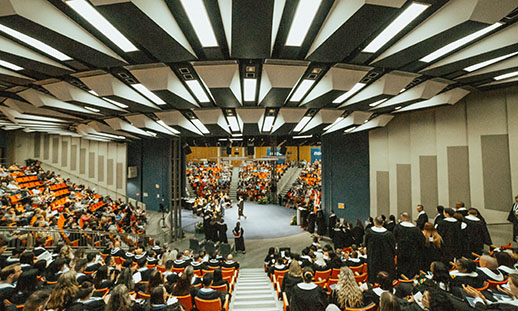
(508, 194), (518, 242)
(233, 221), (246, 254)
(237, 196), (247, 220)
(415, 204), (428, 230)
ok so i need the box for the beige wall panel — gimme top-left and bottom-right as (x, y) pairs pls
(447, 146), (471, 208)
(376, 171), (390, 217)
(396, 164), (412, 216)
(387, 114), (411, 215)
(481, 134), (512, 212)
(419, 155), (438, 216)
(506, 86), (518, 200)
(369, 127), (389, 216)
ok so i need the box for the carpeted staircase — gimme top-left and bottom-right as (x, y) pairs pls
(279, 167), (302, 197)
(230, 268), (282, 311)
(229, 166), (240, 199)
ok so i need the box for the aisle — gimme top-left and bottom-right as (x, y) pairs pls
(181, 201), (302, 239)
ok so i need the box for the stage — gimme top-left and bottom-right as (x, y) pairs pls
(180, 202), (303, 239)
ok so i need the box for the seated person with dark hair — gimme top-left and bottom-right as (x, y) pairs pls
(190, 255), (208, 272)
(194, 273), (228, 309)
(450, 258), (485, 289)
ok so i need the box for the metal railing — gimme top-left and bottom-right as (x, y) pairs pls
(0, 226), (150, 251)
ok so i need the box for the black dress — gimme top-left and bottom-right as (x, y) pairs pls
(365, 227), (396, 283)
(233, 226), (245, 252)
(437, 218), (462, 263)
(289, 283), (328, 311)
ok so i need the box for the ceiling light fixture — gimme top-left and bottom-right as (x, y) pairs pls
(369, 98), (388, 107)
(131, 83), (167, 106)
(0, 59), (23, 71)
(333, 82), (366, 103)
(94, 132), (126, 140)
(290, 79), (315, 102)
(157, 120), (180, 134)
(420, 22), (502, 63)
(243, 78), (257, 102)
(363, 2), (429, 53)
(185, 80), (210, 103)
(103, 97), (129, 109)
(285, 0), (322, 46)
(0, 24), (72, 61)
(494, 70), (518, 80)
(262, 115), (275, 132)
(180, 0), (218, 47)
(293, 116), (312, 132)
(66, 0), (138, 52)
(191, 118), (210, 134)
(145, 130), (157, 137)
(88, 89), (99, 96)
(345, 126), (357, 133)
(394, 106), (402, 110)
(227, 115), (240, 132)
(464, 51), (518, 72)
(84, 106), (100, 113)
(293, 135), (312, 139)
(323, 117), (343, 131)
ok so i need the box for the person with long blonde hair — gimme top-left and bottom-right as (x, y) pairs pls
(330, 266), (364, 309)
(105, 284), (133, 311)
(281, 260), (303, 301)
(422, 222), (443, 268)
(45, 271), (79, 310)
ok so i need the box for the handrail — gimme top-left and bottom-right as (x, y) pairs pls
(0, 225), (150, 250)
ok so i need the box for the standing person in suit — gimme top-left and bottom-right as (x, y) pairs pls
(507, 194), (518, 242)
(415, 204), (428, 230)
(237, 196), (247, 220)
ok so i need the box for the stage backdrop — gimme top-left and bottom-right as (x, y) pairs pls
(322, 131), (370, 223)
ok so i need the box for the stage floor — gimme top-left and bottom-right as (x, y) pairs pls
(181, 202), (303, 239)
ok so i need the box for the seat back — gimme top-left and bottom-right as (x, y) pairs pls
(331, 268), (341, 279)
(274, 269), (288, 280)
(137, 292), (150, 299)
(354, 273), (368, 285)
(202, 269), (212, 276)
(221, 269), (235, 279)
(349, 264), (364, 275)
(345, 303), (377, 311)
(314, 269), (331, 282)
(210, 284), (228, 292)
(194, 296), (223, 311)
(328, 278), (338, 287)
(172, 267), (185, 274)
(193, 269), (202, 277)
(176, 294), (193, 311)
(314, 279), (326, 288)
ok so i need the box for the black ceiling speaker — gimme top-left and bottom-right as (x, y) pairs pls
(184, 145), (192, 155)
(280, 145), (287, 155)
(226, 146), (231, 155)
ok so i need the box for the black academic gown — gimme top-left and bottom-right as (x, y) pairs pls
(307, 212), (316, 234)
(289, 283), (328, 311)
(464, 216), (491, 256)
(393, 222), (425, 278)
(218, 223), (228, 244)
(365, 226), (396, 283)
(416, 212), (428, 230)
(437, 218), (462, 263)
(507, 202), (518, 242)
(328, 213), (337, 239)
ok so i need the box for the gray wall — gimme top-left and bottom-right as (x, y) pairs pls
(369, 85), (518, 229)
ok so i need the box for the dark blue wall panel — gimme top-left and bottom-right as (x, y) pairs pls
(322, 131), (370, 223)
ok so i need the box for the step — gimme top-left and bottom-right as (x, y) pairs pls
(232, 308), (280, 311)
(235, 284), (271, 290)
(234, 289), (273, 296)
(233, 294), (275, 301)
(232, 300), (277, 309)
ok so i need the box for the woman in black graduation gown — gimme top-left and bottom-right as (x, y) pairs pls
(289, 267), (328, 311)
(351, 219), (364, 246)
(307, 211), (316, 234)
(218, 219), (228, 244)
(316, 210), (326, 237)
(233, 221), (245, 254)
(281, 261), (303, 302)
(422, 222), (443, 269)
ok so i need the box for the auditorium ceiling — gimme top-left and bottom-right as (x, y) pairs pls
(0, 0), (517, 145)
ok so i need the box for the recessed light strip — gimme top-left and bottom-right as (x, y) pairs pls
(494, 70), (518, 81)
(180, 0), (218, 47)
(0, 60), (23, 71)
(66, 0), (137, 52)
(185, 80), (210, 103)
(464, 51), (518, 72)
(363, 2), (430, 53)
(191, 119), (210, 134)
(323, 117), (343, 131)
(285, 0), (322, 47)
(103, 97), (129, 109)
(0, 24), (72, 61)
(293, 116), (311, 132)
(132, 84), (167, 106)
(243, 79), (257, 102)
(333, 82), (366, 104)
(262, 115), (275, 132)
(157, 120), (180, 135)
(420, 22), (502, 63)
(290, 79), (315, 102)
(227, 115), (240, 132)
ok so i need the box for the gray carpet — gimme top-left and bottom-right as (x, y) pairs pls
(180, 202), (303, 239)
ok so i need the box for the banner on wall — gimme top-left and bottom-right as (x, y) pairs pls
(311, 147), (322, 162)
(266, 148), (285, 164)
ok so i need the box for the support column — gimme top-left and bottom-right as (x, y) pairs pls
(170, 138), (183, 241)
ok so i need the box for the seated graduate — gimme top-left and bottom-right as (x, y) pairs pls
(67, 281), (106, 311)
(326, 251), (343, 270)
(212, 268), (229, 289)
(464, 273), (518, 310)
(363, 271), (408, 306)
(170, 266), (198, 298)
(312, 251), (328, 272)
(343, 250), (364, 268)
(268, 257), (287, 277)
(289, 267), (329, 311)
(450, 258), (485, 289)
(8, 269), (40, 307)
(190, 255), (208, 272)
(207, 250), (223, 269)
(93, 265), (115, 291)
(478, 255), (505, 283)
(417, 261), (452, 293)
(193, 273), (228, 306)
(173, 253), (190, 270)
(299, 248), (312, 268)
(496, 252), (518, 276)
(148, 286), (184, 311)
(74, 259), (92, 285)
(264, 247), (277, 268)
(221, 254), (239, 270)
(329, 267), (368, 309)
(281, 261), (303, 302)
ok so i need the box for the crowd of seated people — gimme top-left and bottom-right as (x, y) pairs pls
(267, 206), (518, 311)
(283, 160), (321, 211)
(186, 162), (231, 198)
(0, 161), (147, 249)
(237, 161), (287, 201)
(0, 238), (241, 311)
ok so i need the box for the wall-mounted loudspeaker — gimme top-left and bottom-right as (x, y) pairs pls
(280, 146), (287, 155)
(184, 145), (192, 155)
(247, 146), (254, 155)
